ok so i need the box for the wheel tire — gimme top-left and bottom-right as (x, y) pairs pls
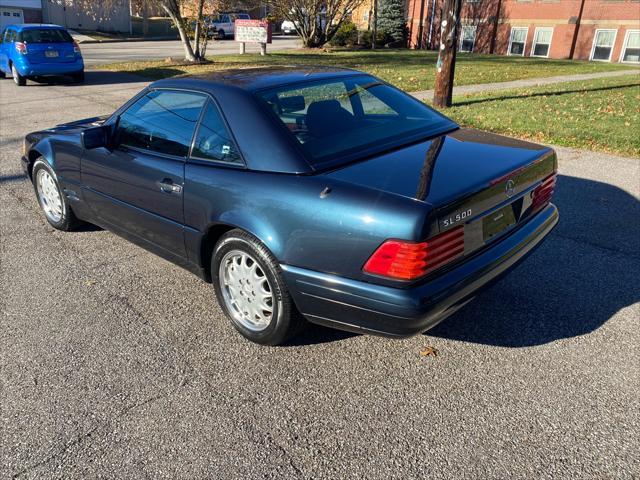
(212, 229), (305, 345)
(11, 64), (26, 86)
(32, 159), (80, 231)
(72, 70), (84, 83)
(217, 29), (225, 40)
(0, 69), (6, 79)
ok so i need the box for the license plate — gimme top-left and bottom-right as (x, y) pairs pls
(483, 205), (516, 241)
(45, 50), (59, 58)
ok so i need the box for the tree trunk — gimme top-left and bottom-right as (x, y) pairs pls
(433, 0), (462, 108)
(171, 17), (198, 62)
(142, 3), (149, 37)
(193, 0), (205, 58)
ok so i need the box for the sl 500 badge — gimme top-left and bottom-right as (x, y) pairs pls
(441, 208), (472, 228)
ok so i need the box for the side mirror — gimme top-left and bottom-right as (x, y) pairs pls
(81, 125), (110, 150)
(280, 95), (305, 113)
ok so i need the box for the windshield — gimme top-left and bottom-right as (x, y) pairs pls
(17, 29), (73, 43)
(256, 75), (456, 167)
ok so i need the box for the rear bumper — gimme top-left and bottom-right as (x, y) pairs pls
(14, 58), (84, 77)
(282, 204), (558, 337)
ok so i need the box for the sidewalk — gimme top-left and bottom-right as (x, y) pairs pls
(411, 69), (640, 100)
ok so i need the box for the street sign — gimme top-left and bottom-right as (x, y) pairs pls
(235, 19), (272, 44)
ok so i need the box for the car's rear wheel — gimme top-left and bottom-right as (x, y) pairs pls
(212, 229), (305, 345)
(0, 69), (5, 79)
(32, 160), (79, 231)
(11, 64), (26, 86)
(217, 29), (225, 40)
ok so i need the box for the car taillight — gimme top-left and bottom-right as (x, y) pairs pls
(73, 41), (81, 54)
(531, 174), (556, 212)
(15, 42), (27, 54)
(363, 226), (465, 281)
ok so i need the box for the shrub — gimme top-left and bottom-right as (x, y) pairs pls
(329, 21), (358, 46)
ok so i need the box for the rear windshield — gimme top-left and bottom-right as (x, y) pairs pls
(17, 29), (73, 43)
(256, 75), (456, 167)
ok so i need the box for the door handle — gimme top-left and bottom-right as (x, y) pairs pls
(158, 179), (182, 194)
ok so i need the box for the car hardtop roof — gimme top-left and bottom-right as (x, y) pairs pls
(150, 66), (368, 93)
(12, 24), (68, 31)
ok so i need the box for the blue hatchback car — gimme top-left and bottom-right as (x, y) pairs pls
(0, 24), (84, 86)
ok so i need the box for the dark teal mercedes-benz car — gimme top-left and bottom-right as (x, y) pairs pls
(21, 67), (558, 345)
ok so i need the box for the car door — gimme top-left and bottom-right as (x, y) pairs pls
(222, 15), (233, 35)
(0, 28), (13, 73)
(0, 29), (6, 73)
(81, 89), (207, 257)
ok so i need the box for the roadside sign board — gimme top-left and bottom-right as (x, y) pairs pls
(235, 19), (272, 44)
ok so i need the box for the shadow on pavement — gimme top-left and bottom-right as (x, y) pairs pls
(25, 70), (145, 87)
(428, 174), (639, 347)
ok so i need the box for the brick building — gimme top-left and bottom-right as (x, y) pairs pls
(407, 0), (639, 63)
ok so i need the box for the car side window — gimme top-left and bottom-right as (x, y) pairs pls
(4, 29), (14, 43)
(115, 90), (206, 157)
(191, 101), (242, 165)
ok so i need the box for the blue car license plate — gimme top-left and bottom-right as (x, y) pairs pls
(45, 50), (59, 58)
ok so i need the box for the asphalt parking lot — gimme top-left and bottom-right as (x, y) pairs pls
(1, 72), (638, 479)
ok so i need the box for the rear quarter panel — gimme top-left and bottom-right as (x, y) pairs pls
(184, 163), (432, 281)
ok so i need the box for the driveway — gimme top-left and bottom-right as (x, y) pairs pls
(80, 37), (301, 66)
(0, 72), (638, 479)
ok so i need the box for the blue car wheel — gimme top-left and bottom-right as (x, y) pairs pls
(11, 64), (26, 86)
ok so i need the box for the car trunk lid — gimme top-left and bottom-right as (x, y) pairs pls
(324, 128), (557, 264)
(23, 42), (77, 64)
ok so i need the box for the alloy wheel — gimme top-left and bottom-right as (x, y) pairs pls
(219, 249), (274, 331)
(36, 169), (63, 223)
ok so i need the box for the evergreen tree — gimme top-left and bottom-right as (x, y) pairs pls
(376, 0), (406, 42)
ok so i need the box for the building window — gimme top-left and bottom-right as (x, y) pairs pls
(531, 27), (553, 57)
(620, 30), (640, 63)
(590, 29), (617, 61)
(459, 26), (477, 52)
(508, 27), (528, 56)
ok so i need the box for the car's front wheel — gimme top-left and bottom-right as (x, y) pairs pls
(32, 159), (79, 231)
(212, 229), (305, 345)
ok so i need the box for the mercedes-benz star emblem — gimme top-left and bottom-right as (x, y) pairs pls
(505, 179), (516, 198)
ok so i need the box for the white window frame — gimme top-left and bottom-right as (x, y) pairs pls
(590, 28), (617, 62)
(508, 27), (528, 56)
(619, 29), (640, 64)
(459, 25), (477, 52)
(531, 27), (553, 58)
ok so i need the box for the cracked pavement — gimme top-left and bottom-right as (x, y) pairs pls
(1, 71), (639, 479)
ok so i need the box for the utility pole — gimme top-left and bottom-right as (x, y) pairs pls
(569, 0), (586, 59)
(371, 0), (378, 50)
(433, 0), (463, 108)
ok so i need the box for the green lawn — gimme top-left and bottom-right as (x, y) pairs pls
(101, 49), (634, 93)
(441, 75), (640, 157)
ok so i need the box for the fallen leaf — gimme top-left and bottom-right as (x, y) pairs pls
(419, 346), (438, 357)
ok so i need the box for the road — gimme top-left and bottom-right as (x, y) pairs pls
(0, 72), (639, 479)
(79, 37), (301, 66)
